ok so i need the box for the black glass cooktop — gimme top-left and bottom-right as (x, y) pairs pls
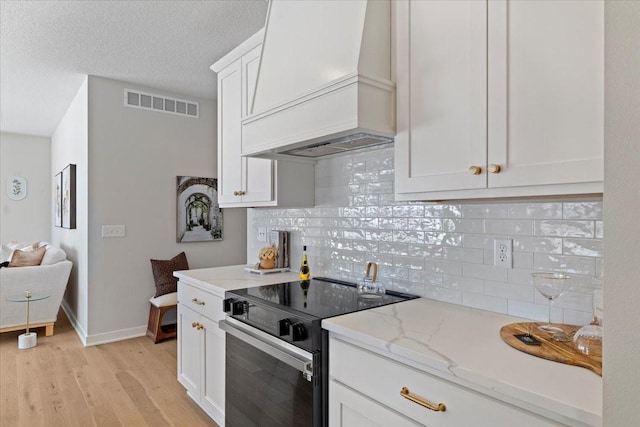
(227, 277), (417, 320)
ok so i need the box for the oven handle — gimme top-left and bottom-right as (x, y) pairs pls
(219, 319), (314, 381)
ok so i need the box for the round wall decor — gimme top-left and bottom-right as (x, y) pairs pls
(6, 176), (27, 201)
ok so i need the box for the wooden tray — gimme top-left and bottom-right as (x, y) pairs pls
(500, 322), (601, 376)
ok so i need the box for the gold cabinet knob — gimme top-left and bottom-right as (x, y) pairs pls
(191, 322), (198, 328)
(488, 164), (502, 173)
(468, 166), (482, 175)
(233, 191), (240, 196)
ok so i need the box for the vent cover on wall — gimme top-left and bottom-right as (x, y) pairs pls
(124, 89), (199, 118)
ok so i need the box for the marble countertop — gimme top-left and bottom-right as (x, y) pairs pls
(322, 298), (602, 426)
(174, 264), (301, 298)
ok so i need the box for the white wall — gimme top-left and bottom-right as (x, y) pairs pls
(85, 76), (246, 343)
(603, 2), (640, 424)
(51, 77), (89, 336)
(0, 132), (51, 244)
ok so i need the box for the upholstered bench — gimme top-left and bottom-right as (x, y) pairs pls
(146, 292), (177, 343)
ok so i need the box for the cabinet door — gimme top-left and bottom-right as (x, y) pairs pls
(200, 316), (225, 425)
(487, 0), (604, 189)
(217, 59), (244, 205)
(177, 304), (202, 399)
(395, 0), (487, 194)
(329, 380), (421, 427)
(241, 44), (274, 204)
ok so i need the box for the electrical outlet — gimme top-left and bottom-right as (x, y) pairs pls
(102, 225), (126, 238)
(257, 227), (267, 242)
(494, 238), (512, 268)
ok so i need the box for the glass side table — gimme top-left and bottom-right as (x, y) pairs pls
(5, 290), (50, 349)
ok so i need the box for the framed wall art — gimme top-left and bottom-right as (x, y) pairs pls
(62, 164), (76, 229)
(176, 176), (222, 242)
(54, 172), (63, 227)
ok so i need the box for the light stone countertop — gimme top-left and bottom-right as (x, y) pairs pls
(174, 264), (301, 298)
(175, 265), (602, 426)
(322, 297), (602, 427)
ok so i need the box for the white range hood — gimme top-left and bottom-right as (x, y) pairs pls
(241, 0), (395, 159)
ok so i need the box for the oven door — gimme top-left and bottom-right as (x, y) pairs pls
(220, 317), (322, 427)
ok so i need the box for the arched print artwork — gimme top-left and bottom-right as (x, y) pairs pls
(176, 176), (222, 242)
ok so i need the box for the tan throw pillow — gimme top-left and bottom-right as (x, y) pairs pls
(150, 252), (189, 297)
(9, 246), (46, 267)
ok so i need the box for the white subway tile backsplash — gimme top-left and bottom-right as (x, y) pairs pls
(408, 218), (443, 231)
(424, 204), (462, 218)
(484, 281), (535, 302)
(247, 146), (603, 323)
(535, 220), (595, 237)
(512, 252), (534, 269)
(462, 204), (508, 219)
(484, 219), (534, 235)
(393, 230), (426, 244)
(462, 292), (508, 314)
(424, 286), (463, 305)
(533, 254), (596, 275)
(443, 218), (483, 233)
(424, 259), (463, 276)
(562, 309), (593, 326)
(513, 236), (563, 254)
(563, 201), (603, 219)
(563, 238), (604, 257)
(442, 275), (484, 293)
(463, 263), (509, 282)
(508, 202), (563, 219)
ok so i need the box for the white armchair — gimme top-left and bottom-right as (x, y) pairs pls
(0, 244), (72, 336)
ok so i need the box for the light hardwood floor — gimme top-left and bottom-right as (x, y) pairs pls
(0, 310), (216, 426)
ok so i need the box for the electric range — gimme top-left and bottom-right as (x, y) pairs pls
(220, 277), (418, 427)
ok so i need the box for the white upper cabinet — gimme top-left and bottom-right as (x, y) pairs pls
(212, 30), (315, 208)
(395, 0), (604, 201)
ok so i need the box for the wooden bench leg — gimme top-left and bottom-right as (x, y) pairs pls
(45, 324), (54, 336)
(146, 304), (177, 344)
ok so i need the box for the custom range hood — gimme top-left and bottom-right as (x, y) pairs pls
(241, 0), (395, 159)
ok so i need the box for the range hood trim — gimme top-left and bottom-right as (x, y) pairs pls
(241, 74), (395, 159)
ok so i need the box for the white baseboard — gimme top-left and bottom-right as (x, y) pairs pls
(61, 301), (147, 347)
(61, 300), (88, 346)
(84, 325), (147, 347)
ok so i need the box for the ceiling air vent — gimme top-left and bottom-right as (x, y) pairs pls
(124, 89), (199, 118)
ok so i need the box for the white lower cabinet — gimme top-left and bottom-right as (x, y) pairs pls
(177, 280), (225, 426)
(329, 336), (559, 427)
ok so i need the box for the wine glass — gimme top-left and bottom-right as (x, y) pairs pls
(532, 272), (569, 333)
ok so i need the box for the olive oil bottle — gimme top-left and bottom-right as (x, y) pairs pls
(299, 246), (310, 280)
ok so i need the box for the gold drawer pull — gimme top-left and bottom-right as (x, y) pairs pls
(192, 298), (205, 306)
(400, 387), (446, 412)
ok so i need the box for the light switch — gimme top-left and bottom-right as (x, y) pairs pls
(102, 225), (126, 238)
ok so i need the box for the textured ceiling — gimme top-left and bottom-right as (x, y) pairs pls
(0, 0), (268, 137)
